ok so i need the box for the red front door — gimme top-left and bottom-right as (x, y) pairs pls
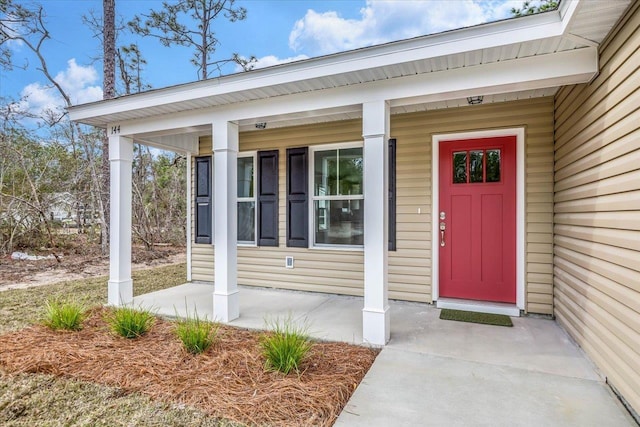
(438, 136), (516, 303)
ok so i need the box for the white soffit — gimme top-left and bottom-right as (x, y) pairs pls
(565, 0), (632, 44)
(237, 87), (560, 132)
(68, 0), (630, 129)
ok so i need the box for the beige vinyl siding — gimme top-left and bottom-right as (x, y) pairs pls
(190, 98), (555, 309)
(191, 136), (214, 282)
(192, 243), (214, 282)
(388, 117), (431, 301)
(193, 120), (367, 295)
(553, 1), (640, 415)
(392, 97), (555, 311)
(238, 120), (366, 295)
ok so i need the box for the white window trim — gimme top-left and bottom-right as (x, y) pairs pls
(309, 141), (365, 250)
(237, 151), (257, 246)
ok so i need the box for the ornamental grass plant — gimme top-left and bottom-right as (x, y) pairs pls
(260, 316), (313, 375)
(106, 306), (156, 338)
(42, 298), (87, 331)
(174, 309), (219, 354)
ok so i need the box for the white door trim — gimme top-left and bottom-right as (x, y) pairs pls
(431, 127), (525, 310)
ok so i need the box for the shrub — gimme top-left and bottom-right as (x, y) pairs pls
(174, 310), (219, 354)
(42, 298), (86, 331)
(106, 306), (155, 338)
(260, 317), (312, 375)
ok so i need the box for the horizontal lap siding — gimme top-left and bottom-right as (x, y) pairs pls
(191, 101), (554, 308)
(553, 1), (640, 415)
(191, 137), (214, 281)
(239, 121), (367, 295)
(195, 120), (432, 300)
(388, 118), (431, 301)
(197, 121), (367, 296)
(393, 98), (555, 311)
(192, 243), (214, 281)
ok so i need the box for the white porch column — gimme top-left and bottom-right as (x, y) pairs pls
(108, 134), (134, 306)
(362, 100), (390, 345)
(213, 121), (240, 322)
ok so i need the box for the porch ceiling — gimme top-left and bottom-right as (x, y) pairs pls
(68, 0), (631, 136)
(236, 87), (561, 132)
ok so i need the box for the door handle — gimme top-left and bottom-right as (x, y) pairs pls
(439, 222), (446, 247)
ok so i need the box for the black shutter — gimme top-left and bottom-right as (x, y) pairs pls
(257, 150), (279, 246)
(286, 147), (309, 247)
(195, 156), (212, 244)
(389, 139), (397, 251)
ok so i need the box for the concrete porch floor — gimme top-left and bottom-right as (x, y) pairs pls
(133, 283), (636, 426)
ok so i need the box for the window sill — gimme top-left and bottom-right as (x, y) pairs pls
(208, 243), (258, 247)
(310, 245), (364, 252)
(237, 243), (258, 248)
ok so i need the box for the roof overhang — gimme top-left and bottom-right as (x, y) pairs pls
(68, 0), (630, 149)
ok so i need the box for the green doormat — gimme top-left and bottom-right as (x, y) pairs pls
(439, 309), (513, 327)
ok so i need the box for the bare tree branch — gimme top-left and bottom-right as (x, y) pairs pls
(128, 0), (254, 79)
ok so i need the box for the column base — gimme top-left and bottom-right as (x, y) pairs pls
(108, 279), (133, 306)
(213, 290), (240, 323)
(362, 306), (390, 345)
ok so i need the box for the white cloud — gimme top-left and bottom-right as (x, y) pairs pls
(20, 82), (59, 116)
(234, 54), (310, 72)
(289, 0), (524, 56)
(19, 59), (103, 119)
(55, 59), (103, 105)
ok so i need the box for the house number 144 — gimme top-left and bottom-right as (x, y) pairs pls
(111, 125), (120, 135)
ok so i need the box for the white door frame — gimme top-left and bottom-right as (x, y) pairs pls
(431, 127), (525, 310)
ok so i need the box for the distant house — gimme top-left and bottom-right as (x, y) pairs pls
(69, 0), (640, 416)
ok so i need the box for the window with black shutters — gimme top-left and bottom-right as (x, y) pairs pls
(285, 141), (397, 249)
(236, 150), (279, 246)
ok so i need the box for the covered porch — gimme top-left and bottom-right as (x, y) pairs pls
(135, 282), (365, 343)
(68, 0), (617, 346)
(132, 284), (636, 425)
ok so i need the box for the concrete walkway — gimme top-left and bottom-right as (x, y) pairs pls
(134, 284), (636, 426)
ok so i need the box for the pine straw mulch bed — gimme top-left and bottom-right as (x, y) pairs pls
(0, 307), (378, 426)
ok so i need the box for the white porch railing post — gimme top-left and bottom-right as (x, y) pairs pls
(213, 121), (240, 322)
(362, 100), (390, 345)
(108, 134), (134, 306)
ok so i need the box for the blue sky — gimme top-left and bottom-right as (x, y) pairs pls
(1, 0), (529, 119)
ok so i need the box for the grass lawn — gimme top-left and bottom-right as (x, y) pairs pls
(0, 372), (240, 427)
(0, 264), (187, 334)
(0, 264), (233, 426)
(0, 263), (377, 426)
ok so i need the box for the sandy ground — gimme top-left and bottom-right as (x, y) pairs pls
(0, 251), (185, 292)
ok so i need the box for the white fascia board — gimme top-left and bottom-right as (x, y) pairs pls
(113, 47), (597, 137)
(68, 4), (576, 125)
(559, 0), (585, 35)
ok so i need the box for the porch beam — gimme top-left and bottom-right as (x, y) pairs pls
(108, 134), (134, 306)
(362, 100), (390, 345)
(108, 47), (597, 138)
(213, 121), (240, 322)
(70, 2), (576, 125)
